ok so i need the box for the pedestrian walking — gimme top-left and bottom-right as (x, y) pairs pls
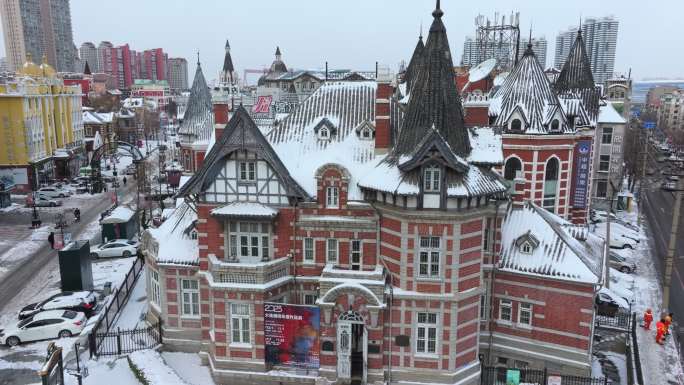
(643, 309), (653, 330)
(123, 176), (127, 186)
(48, 232), (54, 249)
(665, 313), (673, 336)
(656, 318), (667, 345)
(73, 208), (81, 222)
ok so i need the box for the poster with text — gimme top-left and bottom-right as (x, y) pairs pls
(264, 303), (320, 369)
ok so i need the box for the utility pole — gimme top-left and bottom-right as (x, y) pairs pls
(604, 181), (619, 289)
(663, 178), (683, 311)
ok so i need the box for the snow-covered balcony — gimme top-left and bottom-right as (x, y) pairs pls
(206, 254), (290, 286)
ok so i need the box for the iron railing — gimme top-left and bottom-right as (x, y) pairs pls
(480, 366), (611, 385)
(90, 322), (161, 356)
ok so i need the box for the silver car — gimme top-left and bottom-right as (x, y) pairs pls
(609, 252), (637, 273)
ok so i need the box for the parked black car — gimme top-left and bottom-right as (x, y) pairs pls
(18, 291), (97, 319)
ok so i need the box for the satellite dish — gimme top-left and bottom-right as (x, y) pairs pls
(493, 71), (510, 87)
(468, 58), (497, 83)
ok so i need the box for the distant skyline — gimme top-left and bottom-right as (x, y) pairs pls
(1, 0), (681, 82)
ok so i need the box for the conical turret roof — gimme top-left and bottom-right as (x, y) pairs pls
(554, 29), (600, 122)
(178, 62), (214, 142)
(404, 34), (424, 91)
(392, 0), (471, 158)
(223, 39), (234, 74)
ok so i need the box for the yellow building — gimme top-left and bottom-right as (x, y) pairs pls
(0, 55), (84, 191)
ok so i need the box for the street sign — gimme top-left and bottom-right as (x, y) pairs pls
(643, 121), (656, 129)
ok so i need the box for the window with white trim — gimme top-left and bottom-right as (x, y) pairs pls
(602, 127), (613, 144)
(150, 270), (161, 306)
(230, 303), (251, 344)
(304, 294), (317, 305)
(423, 166), (441, 192)
(238, 161), (256, 182)
(480, 294), (488, 320)
(416, 312), (438, 354)
(499, 299), (512, 322)
(227, 222), (270, 261)
(520, 242), (532, 254)
(326, 186), (339, 208)
(181, 279), (199, 317)
(326, 238), (338, 263)
(350, 240), (362, 270)
(319, 127), (330, 140)
(599, 155), (610, 172)
(303, 237), (315, 263)
(418, 236), (440, 278)
(518, 303), (532, 326)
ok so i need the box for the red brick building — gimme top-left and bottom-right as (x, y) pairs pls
(143, 3), (605, 385)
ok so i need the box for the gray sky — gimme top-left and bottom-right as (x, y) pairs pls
(1, 0), (681, 81)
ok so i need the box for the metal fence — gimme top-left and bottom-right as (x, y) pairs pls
(630, 312), (645, 384)
(90, 322), (162, 356)
(480, 366), (611, 385)
(595, 308), (632, 331)
(88, 256), (145, 357)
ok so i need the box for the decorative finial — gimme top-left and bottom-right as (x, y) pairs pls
(528, 24), (533, 49)
(197, 50), (200, 66)
(432, 0), (443, 18)
(578, 15), (583, 33)
(419, 21), (423, 39)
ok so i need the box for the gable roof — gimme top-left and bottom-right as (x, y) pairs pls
(145, 202), (199, 266)
(489, 44), (570, 134)
(499, 201), (603, 284)
(391, 2), (471, 158)
(178, 106), (308, 199)
(397, 127), (469, 173)
(178, 62), (214, 142)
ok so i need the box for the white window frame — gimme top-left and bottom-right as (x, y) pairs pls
(423, 166), (441, 192)
(418, 236), (441, 279)
(599, 155), (610, 172)
(601, 127), (613, 144)
(480, 294), (488, 320)
(326, 238), (339, 264)
(303, 237), (315, 264)
(499, 299), (512, 324)
(596, 180), (608, 198)
(150, 269), (161, 307)
(227, 222), (270, 260)
(304, 294), (317, 305)
(326, 186), (339, 208)
(520, 242), (532, 254)
(350, 239), (362, 270)
(518, 303), (533, 328)
(230, 303), (251, 346)
(238, 161), (256, 183)
(415, 312), (438, 355)
(180, 279), (200, 318)
(319, 126), (330, 140)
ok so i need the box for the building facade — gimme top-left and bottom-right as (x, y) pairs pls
(168, 57), (189, 92)
(144, 4), (604, 385)
(516, 37), (547, 69)
(656, 89), (684, 135)
(79, 42), (98, 73)
(0, 0), (76, 72)
(554, 17), (619, 83)
(0, 56), (84, 191)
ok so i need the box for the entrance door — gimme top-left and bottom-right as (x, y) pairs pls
(338, 311), (367, 384)
(337, 322), (352, 380)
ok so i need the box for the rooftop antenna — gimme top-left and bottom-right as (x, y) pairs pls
(420, 21), (423, 39)
(197, 50), (200, 66)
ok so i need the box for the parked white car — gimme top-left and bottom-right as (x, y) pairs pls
(0, 310), (87, 347)
(90, 239), (139, 258)
(37, 186), (72, 198)
(32, 194), (62, 207)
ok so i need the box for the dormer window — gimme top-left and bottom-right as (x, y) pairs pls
(423, 166), (441, 192)
(326, 186), (339, 208)
(520, 242), (532, 254)
(515, 231), (539, 254)
(511, 118), (522, 131)
(550, 119), (560, 132)
(355, 121), (375, 140)
(360, 127), (372, 139)
(319, 127), (330, 140)
(190, 229), (198, 240)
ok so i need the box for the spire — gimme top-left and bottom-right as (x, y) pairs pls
(178, 62), (214, 141)
(225, 39), (231, 51)
(405, 33), (425, 90)
(197, 50), (200, 66)
(275, 46), (281, 59)
(393, 1), (471, 158)
(223, 39), (235, 76)
(84, 61), (91, 75)
(419, 21), (423, 40)
(555, 28), (595, 90)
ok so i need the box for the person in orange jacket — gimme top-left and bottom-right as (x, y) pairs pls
(656, 318), (666, 345)
(643, 309), (654, 330)
(664, 313), (673, 336)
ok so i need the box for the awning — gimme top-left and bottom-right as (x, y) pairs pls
(210, 201), (278, 219)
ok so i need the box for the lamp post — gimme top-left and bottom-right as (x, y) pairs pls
(663, 178), (683, 311)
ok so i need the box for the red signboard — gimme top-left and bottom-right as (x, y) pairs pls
(264, 303), (320, 369)
(253, 96), (272, 114)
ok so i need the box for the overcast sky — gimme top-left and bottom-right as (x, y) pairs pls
(1, 0), (681, 82)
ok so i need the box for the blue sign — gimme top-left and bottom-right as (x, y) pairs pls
(643, 121), (656, 129)
(571, 140), (592, 208)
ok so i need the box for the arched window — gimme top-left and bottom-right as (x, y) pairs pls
(550, 119), (560, 132)
(543, 158), (559, 212)
(504, 158), (522, 181)
(511, 119), (522, 131)
(319, 127), (330, 140)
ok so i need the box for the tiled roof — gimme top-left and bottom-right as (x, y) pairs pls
(178, 63), (214, 143)
(392, 3), (471, 158)
(404, 35), (424, 91)
(489, 45), (571, 134)
(499, 201), (603, 284)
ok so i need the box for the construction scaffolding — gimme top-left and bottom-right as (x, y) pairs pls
(474, 12), (521, 71)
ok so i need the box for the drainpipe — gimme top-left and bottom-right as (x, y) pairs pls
(292, 200), (299, 301)
(486, 198), (503, 366)
(369, 200), (392, 384)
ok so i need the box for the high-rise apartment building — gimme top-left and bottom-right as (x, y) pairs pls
(517, 37), (548, 68)
(79, 42), (98, 72)
(97, 41), (113, 74)
(0, 57), (7, 72)
(0, 0), (76, 72)
(167, 57), (189, 91)
(554, 16), (619, 83)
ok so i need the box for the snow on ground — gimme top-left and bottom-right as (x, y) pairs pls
(112, 266), (148, 329)
(129, 350), (189, 384)
(161, 352), (216, 385)
(63, 356), (140, 385)
(0, 226), (52, 280)
(616, 203), (684, 384)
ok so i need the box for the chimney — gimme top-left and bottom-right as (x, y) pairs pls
(213, 102), (230, 125)
(374, 65), (392, 156)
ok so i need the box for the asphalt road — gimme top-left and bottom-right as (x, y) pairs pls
(0, 182), (136, 313)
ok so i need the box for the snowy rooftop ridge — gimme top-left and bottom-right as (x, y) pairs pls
(211, 201), (278, 218)
(101, 206), (135, 224)
(598, 102), (627, 124)
(145, 203), (199, 266)
(499, 201), (603, 284)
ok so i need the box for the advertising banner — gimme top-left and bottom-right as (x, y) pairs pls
(264, 303), (320, 369)
(253, 95), (273, 114)
(570, 139), (592, 208)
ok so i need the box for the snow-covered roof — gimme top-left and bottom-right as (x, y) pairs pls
(178, 63), (214, 144)
(499, 201), (604, 284)
(467, 127), (503, 165)
(83, 111), (113, 125)
(267, 81), (401, 200)
(598, 102), (626, 124)
(145, 203), (198, 266)
(101, 206), (135, 224)
(211, 201), (278, 218)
